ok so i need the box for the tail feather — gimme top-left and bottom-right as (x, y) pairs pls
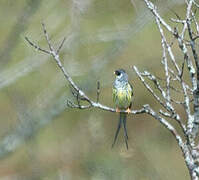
(123, 115), (128, 140)
(112, 117), (122, 148)
(112, 112), (129, 149)
(121, 113), (128, 150)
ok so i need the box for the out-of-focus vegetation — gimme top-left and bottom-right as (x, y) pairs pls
(0, 0), (192, 179)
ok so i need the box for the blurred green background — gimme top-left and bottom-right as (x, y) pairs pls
(0, 0), (191, 179)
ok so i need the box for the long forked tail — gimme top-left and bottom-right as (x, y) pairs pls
(112, 112), (128, 149)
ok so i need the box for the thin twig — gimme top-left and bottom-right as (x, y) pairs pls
(42, 23), (53, 52)
(25, 37), (50, 54)
(56, 37), (66, 54)
(96, 81), (100, 103)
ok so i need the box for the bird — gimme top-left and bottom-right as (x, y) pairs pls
(112, 69), (133, 149)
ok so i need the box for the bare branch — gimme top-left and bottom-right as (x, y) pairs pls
(134, 66), (170, 111)
(25, 23), (148, 116)
(171, 18), (186, 24)
(144, 104), (196, 179)
(143, 0), (174, 34)
(144, 0), (196, 92)
(134, 66), (186, 133)
(185, 1), (199, 138)
(143, 104), (193, 169)
(174, 28), (196, 90)
(141, 1), (199, 178)
(187, 19), (199, 88)
(140, 71), (165, 96)
(155, 17), (171, 106)
(192, 9), (199, 35)
(144, 105), (181, 143)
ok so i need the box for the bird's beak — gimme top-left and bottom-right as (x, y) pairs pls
(114, 71), (116, 75)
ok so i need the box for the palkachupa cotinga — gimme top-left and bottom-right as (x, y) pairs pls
(112, 69), (133, 149)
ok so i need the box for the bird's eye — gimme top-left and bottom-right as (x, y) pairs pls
(115, 71), (121, 76)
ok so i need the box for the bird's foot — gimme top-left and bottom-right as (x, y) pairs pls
(126, 108), (131, 114)
(116, 107), (120, 113)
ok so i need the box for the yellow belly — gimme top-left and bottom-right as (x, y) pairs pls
(114, 89), (132, 109)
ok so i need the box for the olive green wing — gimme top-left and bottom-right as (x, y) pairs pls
(129, 82), (133, 96)
(112, 86), (118, 105)
(127, 82), (133, 108)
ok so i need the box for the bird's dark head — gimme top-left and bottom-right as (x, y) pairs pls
(114, 69), (126, 76)
(114, 69), (128, 82)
